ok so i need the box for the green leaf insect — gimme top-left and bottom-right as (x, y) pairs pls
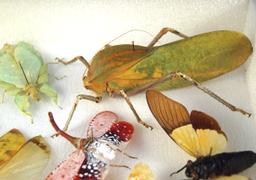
(0, 42), (58, 118)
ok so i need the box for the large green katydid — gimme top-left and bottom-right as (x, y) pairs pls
(57, 27), (253, 130)
(0, 42), (58, 119)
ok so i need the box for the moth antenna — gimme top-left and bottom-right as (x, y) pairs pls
(48, 112), (90, 149)
(170, 164), (187, 177)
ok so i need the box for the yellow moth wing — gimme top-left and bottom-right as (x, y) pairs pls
(0, 136), (50, 180)
(0, 129), (26, 166)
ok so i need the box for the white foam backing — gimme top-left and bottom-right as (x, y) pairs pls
(0, 0), (255, 179)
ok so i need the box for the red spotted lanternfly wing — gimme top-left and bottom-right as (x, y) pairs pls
(46, 111), (134, 180)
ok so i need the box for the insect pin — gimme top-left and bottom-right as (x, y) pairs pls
(56, 28), (252, 132)
(47, 111), (135, 180)
(0, 129), (50, 180)
(146, 90), (256, 180)
(0, 42), (58, 119)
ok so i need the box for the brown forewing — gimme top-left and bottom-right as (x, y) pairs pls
(146, 90), (190, 134)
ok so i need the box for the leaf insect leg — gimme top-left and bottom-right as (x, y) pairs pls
(119, 90), (153, 130)
(126, 72), (251, 117)
(147, 27), (189, 49)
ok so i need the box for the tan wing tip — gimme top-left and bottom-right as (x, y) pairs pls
(9, 128), (23, 135)
(29, 136), (50, 155)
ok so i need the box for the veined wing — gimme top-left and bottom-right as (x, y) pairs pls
(0, 46), (27, 88)
(0, 136), (50, 180)
(0, 129), (26, 166)
(14, 42), (43, 84)
(146, 90), (227, 158)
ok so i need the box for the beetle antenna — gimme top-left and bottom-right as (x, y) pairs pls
(170, 164), (187, 177)
(48, 112), (90, 149)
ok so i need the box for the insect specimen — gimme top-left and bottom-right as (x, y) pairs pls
(47, 111), (135, 180)
(0, 129), (50, 180)
(146, 90), (255, 180)
(57, 28), (252, 131)
(0, 42), (58, 118)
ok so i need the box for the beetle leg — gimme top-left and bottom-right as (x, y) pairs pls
(56, 56), (90, 69)
(147, 27), (188, 48)
(119, 90), (153, 130)
(63, 94), (102, 132)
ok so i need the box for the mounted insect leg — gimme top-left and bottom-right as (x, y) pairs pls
(55, 56), (90, 69)
(147, 27), (188, 49)
(110, 164), (131, 170)
(63, 94), (102, 132)
(126, 72), (251, 117)
(119, 90), (153, 130)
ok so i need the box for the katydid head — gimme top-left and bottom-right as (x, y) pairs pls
(25, 84), (40, 101)
(83, 76), (106, 96)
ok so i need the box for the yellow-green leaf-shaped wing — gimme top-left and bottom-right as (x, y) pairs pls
(146, 90), (227, 158)
(0, 136), (50, 180)
(14, 42), (43, 84)
(0, 46), (27, 88)
(0, 129), (26, 167)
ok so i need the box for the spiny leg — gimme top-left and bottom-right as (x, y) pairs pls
(98, 139), (138, 159)
(176, 72), (251, 117)
(119, 90), (153, 130)
(56, 56), (90, 69)
(147, 27), (189, 48)
(127, 72), (251, 117)
(63, 94), (102, 132)
(115, 148), (138, 159)
(110, 164), (131, 170)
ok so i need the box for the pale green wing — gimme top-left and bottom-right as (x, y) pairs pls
(14, 42), (43, 84)
(37, 63), (58, 104)
(0, 129), (26, 167)
(14, 94), (31, 116)
(0, 81), (22, 96)
(0, 49), (26, 88)
(39, 84), (58, 104)
(37, 64), (48, 84)
(0, 136), (50, 180)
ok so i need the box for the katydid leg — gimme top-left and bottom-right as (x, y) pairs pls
(175, 72), (251, 117)
(63, 94), (102, 132)
(147, 27), (188, 48)
(56, 56), (90, 69)
(119, 90), (153, 130)
(127, 72), (251, 117)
